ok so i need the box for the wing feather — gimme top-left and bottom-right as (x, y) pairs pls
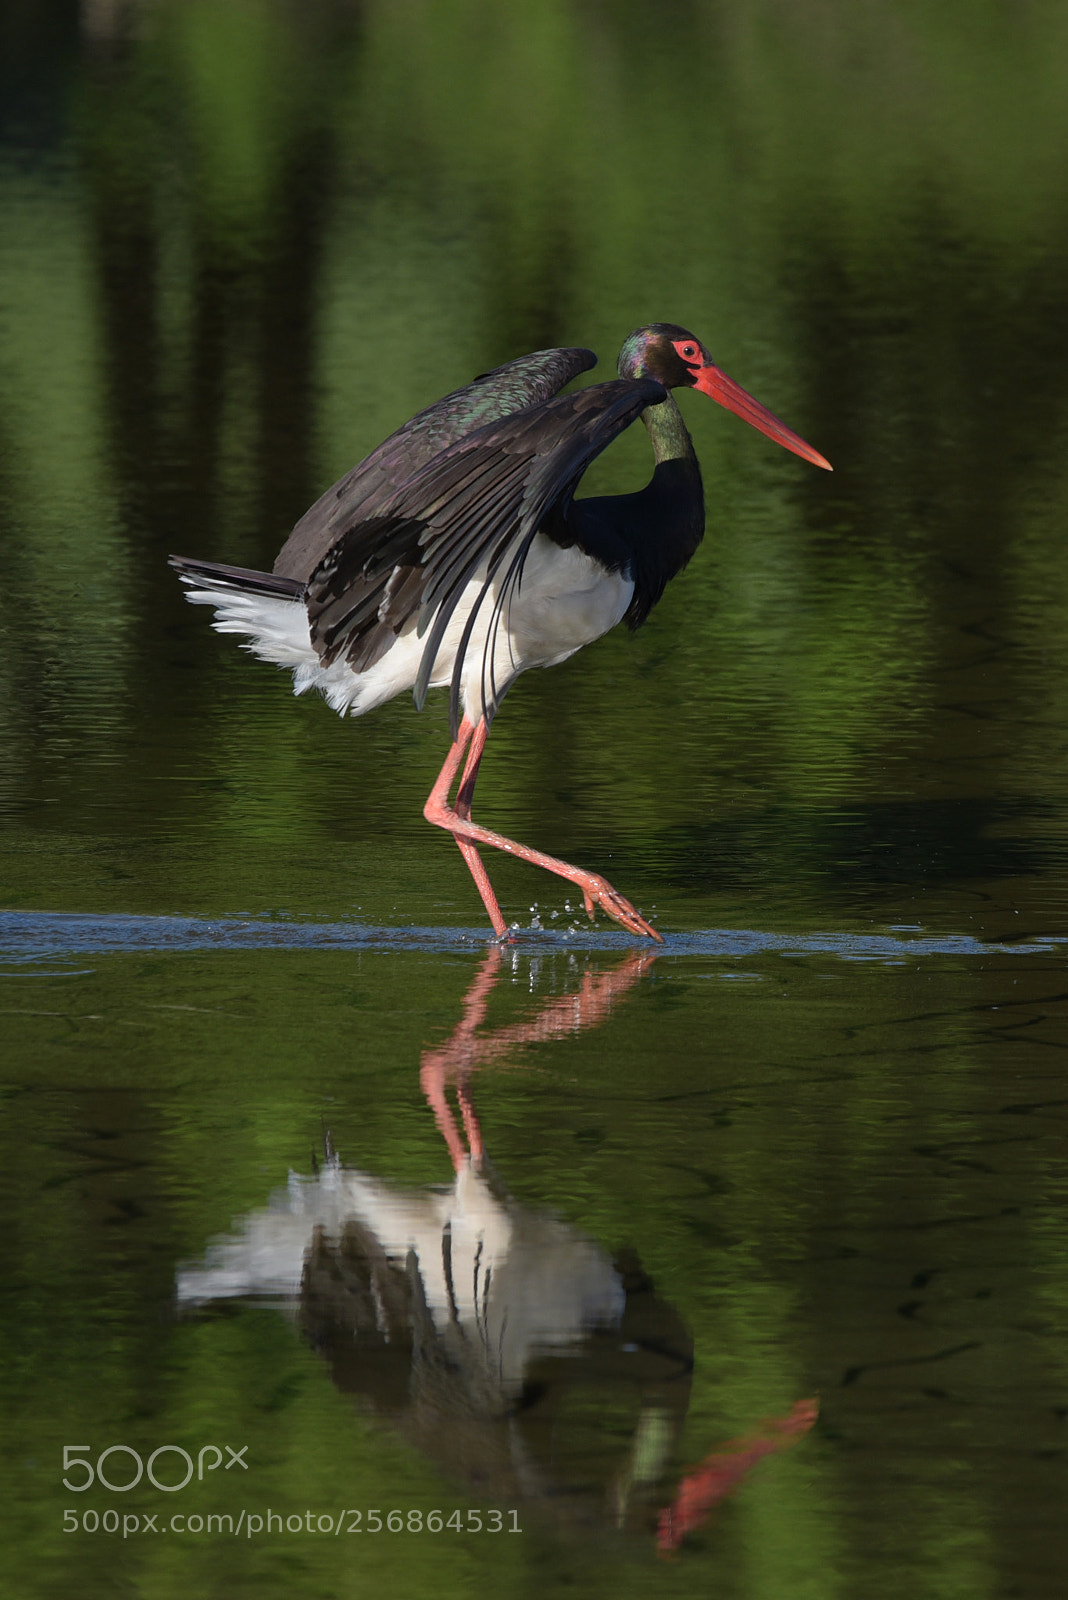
(273, 347), (597, 581)
(306, 376), (666, 733)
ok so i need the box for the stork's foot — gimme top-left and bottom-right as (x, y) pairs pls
(575, 872), (663, 942)
(424, 717), (664, 944)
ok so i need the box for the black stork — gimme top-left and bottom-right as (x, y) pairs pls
(171, 324), (830, 941)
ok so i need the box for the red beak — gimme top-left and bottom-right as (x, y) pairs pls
(693, 364), (832, 471)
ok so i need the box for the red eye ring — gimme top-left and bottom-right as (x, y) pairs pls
(673, 339), (700, 363)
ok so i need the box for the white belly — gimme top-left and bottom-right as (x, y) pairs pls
(183, 534), (633, 724)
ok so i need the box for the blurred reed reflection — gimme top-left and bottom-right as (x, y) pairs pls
(178, 949), (697, 1529)
(4, 0), (1068, 942)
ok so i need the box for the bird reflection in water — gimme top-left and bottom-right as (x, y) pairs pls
(178, 948), (694, 1530)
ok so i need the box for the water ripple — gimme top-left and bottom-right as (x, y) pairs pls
(0, 910), (1062, 965)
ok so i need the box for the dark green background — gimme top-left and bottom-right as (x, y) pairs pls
(2, 2), (1068, 1596)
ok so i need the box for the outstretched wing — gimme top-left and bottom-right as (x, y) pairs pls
(273, 347), (598, 582)
(305, 375), (667, 734)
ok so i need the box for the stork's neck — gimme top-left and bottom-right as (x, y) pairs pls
(563, 386), (705, 629)
(640, 393), (695, 464)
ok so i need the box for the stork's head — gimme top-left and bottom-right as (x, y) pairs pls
(619, 323), (832, 471)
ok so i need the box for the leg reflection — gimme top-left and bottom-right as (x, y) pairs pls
(420, 945), (657, 1173)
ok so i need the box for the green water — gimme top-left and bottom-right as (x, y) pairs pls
(3, 2), (1068, 1596)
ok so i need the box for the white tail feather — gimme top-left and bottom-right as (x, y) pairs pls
(180, 535), (634, 724)
(182, 582), (399, 717)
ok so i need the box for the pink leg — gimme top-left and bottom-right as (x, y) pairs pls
(423, 719), (662, 942)
(452, 722), (510, 938)
(424, 719), (509, 938)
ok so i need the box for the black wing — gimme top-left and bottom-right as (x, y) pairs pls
(273, 347), (598, 582)
(305, 376), (667, 735)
